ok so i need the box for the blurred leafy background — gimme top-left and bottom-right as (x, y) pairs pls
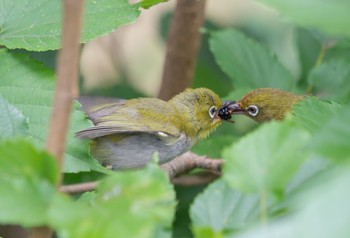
(1, 0), (350, 237)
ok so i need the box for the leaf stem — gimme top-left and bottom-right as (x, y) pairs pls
(259, 190), (268, 224)
(306, 43), (327, 94)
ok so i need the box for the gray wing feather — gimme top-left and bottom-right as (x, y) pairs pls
(75, 125), (174, 139)
(78, 96), (126, 124)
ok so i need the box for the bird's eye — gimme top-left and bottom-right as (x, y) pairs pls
(208, 106), (217, 119)
(247, 105), (259, 117)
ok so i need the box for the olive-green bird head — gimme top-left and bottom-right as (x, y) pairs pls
(169, 88), (223, 140)
(220, 88), (305, 122)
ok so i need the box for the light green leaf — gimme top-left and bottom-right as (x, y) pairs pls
(0, 139), (58, 226)
(0, 0), (140, 51)
(0, 96), (28, 138)
(310, 104), (350, 161)
(293, 97), (341, 133)
(190, 179), (259, 236)
(223, 121), (310, 195)
(235, 168), (350, 238)
(192, 227), (223, 238)
(210, 28), (294, 90)
(308, 59), (350, 103)
(258, 0), (350, 37)
(0, 49), (107, 173)
(285, 156), (330, 194)
(141, 0), (169, 9)
(50, 163), (176, 238)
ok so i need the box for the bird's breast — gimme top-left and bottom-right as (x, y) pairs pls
(91, 132), (193, 170)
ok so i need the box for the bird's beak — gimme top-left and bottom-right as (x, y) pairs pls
(217, 100), (244, 122)
(223, 101), (244, 114)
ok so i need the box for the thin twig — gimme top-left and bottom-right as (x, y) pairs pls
(259, 190), (268, 224)
(161, 151), (223, 179)
(59, 181), (98, 194)
(306, 42), (328, 94)
(171, 172), (220, 186)
(158, 0), (207, 100)
(30, 1), (84, 238)
(59, 152), (223, 194)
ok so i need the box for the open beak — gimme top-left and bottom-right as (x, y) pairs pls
(223, 101), (244, 114)
(217, 100), (244, 122)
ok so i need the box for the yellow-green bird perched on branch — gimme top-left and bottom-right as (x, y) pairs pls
(218, 88), (305, 122)
(76, 88), (228, 170)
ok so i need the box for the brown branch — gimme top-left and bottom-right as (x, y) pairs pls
(158, 0), (207, 100)
(171, 172), (220, 186)
(59, 152), (223, 194)
(161, 151), (222, 179)
(30, 1), (84, 238)
(59, 181), (98, 194)
(45, 0), (84, 175)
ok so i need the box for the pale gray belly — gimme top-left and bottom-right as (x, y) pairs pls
(91, 133), (192, 170)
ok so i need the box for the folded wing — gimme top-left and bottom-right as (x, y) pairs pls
(76, 97), (182, 140)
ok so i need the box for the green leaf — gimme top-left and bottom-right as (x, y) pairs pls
(294, 28), (321, 83)
(223, 120), (310, 195)
(192, 134), (238, 158)
(325, 39), (350, 62)
(285, 156), (330, 194)
(0, 139), (58, 226)
(308, 59), (350, 103)
(310, 104), (350, 161)
(192, 227), (223, 238)
(0, 49), (107, 173)
(0, 96), (28, 138)
(258, 0), (350, 37)
(235, 168), (350, 238)
(209, 28), (294, 90)
(293, 97), (341, 133)
(0, 0), (140, 51)
(190, 179), (259, 236)
(141, 0), (169, 9)
(50, 163), (176, 238)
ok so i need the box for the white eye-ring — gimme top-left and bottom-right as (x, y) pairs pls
(246, 105), (259, 117)
(208, 106), (217, 119)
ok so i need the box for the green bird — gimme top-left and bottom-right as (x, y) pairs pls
(218, 88), (305, 122)
(76, 88), (226, 170)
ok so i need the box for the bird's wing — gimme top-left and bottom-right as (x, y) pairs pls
(78, 98), (126, 124)
(75, 125), (177, 140)
(76, 98), (182, 140)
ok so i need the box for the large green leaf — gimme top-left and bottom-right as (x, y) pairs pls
(190, 179), (259, 237)
(209, 29), (294, 90)
(0, 139), (58, 226)
(0, 140), (176, 236)
(223, 120), (310, 196)
(0, 96), (28, 138)
(235, 167), (350, 238)
(50, 163), (176, 238)
(308, 59), (350, 103)
(310, 104), (350, 161)
(293, 97), (341, 133)
(0, 0), (140, 51)
(258, 0), (350, 37)
(0, 49), (107, 173)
